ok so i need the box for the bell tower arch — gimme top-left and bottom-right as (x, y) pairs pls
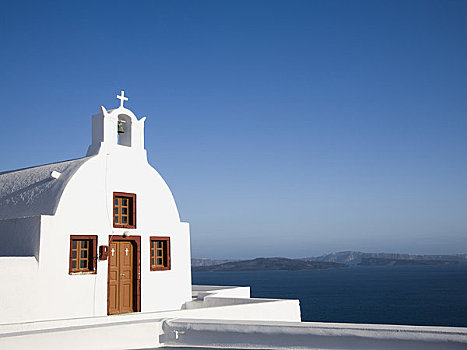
(86, 90), (147, 157)
(117, 114), (132, 146)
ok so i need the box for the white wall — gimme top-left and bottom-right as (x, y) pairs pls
(181, 298), (301, 322)
(0, 257), (39, 322)
(192, 285), (251, 300)
(0, 294), (302, 349)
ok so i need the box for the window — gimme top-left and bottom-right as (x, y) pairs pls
(69, 235), (97, 274)
(113, 192), (136, 228)
(150, 237), (170, 271)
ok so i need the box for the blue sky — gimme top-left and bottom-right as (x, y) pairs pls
(1, 0), (466, 258)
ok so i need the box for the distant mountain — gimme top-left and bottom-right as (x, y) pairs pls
(358, 257), (459, 266)
(191, 258), (238, 267)
(303, 251), (467, 265)
(191, 252), (467, 271)
(192, 257), (345, 272)
(303, 251), (365, 265)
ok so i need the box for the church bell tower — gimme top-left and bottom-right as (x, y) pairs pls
(86, 91), (147, 157)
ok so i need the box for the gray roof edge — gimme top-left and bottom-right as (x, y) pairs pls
(0, 157), (91, 175)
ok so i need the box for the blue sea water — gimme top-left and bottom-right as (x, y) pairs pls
(192, 264), (467, 327)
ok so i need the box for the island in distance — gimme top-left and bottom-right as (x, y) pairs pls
(358, 257), (458, 266)
(192, 251), (466, 271)
(192, 257), (345, 272)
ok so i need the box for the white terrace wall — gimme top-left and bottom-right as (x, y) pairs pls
(0, 149), (192, 324)
(160, 319), (467, 350)
(0, 257), (39, 323)
(0, 297), (301, 349)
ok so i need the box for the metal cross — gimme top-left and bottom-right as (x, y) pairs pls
(117, 90), (128, 108)
(125, 248), (129, 256)
(111, 248), (115, 256)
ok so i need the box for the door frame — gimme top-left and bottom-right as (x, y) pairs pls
(107, 235), (141, 315)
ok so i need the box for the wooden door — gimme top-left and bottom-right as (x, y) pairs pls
(108, 241), (134, 315)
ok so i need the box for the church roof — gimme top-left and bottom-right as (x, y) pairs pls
(0, 157), (92, 220)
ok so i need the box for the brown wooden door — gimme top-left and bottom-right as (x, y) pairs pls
(108, 241), (134, 315)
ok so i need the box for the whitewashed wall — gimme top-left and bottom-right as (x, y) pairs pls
(0, 294), (302, 350)
(0, 257), (39, 322)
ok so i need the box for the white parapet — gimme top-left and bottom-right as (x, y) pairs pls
(160, 318), (467, 350)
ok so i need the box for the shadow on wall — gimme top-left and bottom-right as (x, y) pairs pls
(0, 217), (41, 260)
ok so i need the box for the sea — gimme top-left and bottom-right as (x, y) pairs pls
(192, 263), (467, 327)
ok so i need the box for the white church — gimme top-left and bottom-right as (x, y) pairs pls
(0, 91), (192, 321)
(0, 93), (465, 349)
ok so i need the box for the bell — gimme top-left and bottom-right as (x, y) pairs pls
(117, 120), (125, 134)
